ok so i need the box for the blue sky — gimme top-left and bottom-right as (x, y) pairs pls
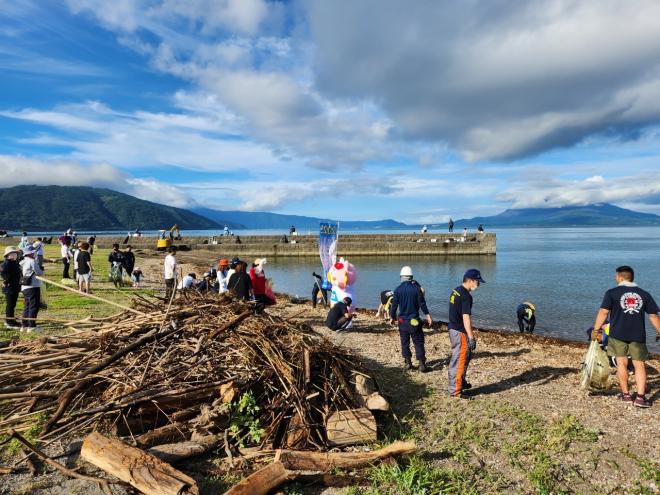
(2, 0), (660, 223)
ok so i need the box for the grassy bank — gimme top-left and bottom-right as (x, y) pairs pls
(0, 244), (157, 340)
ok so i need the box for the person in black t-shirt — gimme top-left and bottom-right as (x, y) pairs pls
(76, 242), (93, 294)
(447, 268), (484, 397)
(326, 297), (353, 331)
(592, 265), (660, 408)
(227, 262), (253, 301)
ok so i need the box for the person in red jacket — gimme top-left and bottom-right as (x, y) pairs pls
(249, 258), (276, 306)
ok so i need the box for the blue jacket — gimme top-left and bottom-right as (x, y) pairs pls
(389, 280), (429, 321)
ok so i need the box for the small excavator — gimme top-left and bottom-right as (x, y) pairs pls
(156, 224), (182, 250)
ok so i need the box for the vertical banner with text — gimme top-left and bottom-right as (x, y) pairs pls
(319, 222), (338, 285)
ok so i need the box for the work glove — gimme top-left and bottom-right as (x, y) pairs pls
(468, 338), (477, 351)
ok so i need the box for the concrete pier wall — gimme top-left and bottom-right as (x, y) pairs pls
(95, 233), (496, 257)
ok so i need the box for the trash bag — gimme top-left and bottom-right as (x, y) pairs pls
(580, 340), (611, 390)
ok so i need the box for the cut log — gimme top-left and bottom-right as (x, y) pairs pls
(81, 432), (199, 495)
(135, 422), (188, 448)
(223, 460), (292, 495)
(148, 435), (222, 463)
(326, 408), (377, 447)
(353, 373), (390, 412)
(279, 440), (417, 471)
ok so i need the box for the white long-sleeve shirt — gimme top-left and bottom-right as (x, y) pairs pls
(164, 254), (176, 280)
(217, 269), (229, 293)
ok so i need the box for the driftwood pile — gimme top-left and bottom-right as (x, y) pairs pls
(0, 291), (408, 494)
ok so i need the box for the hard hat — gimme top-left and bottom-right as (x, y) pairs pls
(400, 266), (413, 277)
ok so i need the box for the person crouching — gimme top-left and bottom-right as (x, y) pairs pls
(326, 297), (354, 331)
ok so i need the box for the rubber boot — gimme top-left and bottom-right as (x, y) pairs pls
(418, 360), (429, 373)
(403, 358), (413, 371)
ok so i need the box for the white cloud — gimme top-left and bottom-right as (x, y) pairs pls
(498, 174), (660, 209)
(2, 100), (279, 172)
(0, 155), (126, 187)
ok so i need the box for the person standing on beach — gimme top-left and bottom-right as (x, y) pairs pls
(447, 268), (484, 397)
(389, 266), (433, 372)
(76, 242), (93, 294)
(448, 219), (454, 233)
(122, 245), (135, 277)
(164, 246), (177, 299)
(60, 238), (72, 279)
(1, 246), (22, 329)
(19, 245), (43, 332)
(592, 265), (660, 408)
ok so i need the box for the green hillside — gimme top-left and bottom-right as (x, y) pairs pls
(0, 185), (221, 231)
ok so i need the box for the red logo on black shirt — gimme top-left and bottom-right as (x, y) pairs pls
(620, 292), (643, 314)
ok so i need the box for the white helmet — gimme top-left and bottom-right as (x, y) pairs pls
(400, 266), (413, 277)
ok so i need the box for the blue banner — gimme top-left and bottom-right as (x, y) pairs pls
(319, 222), (338, 288)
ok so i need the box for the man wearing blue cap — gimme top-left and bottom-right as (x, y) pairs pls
(447, 268), (484, 396)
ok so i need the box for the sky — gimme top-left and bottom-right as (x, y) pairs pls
(1, 0), (660, 223)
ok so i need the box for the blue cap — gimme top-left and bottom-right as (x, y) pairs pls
(464, 268), (485, 283)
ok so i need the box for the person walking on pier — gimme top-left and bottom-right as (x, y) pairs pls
(516, 302), (536, 333)
(1, 246), (22, 329)
(592, 265), (660, 408)
(389, 266), (433, 372)
(448, 268), (484, 397)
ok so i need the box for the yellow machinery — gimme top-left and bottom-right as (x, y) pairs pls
(156, 225), (181, 250)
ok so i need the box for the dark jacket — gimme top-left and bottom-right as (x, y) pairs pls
(122, 251), (135, 271)
(108, 250), (124, 266)
(1, 258), (22, 293)
(389, 280), (429, 321)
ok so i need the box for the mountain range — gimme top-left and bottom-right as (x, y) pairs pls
(451, 203), (660, 227)
(192, 207), (407, 231)
(0, 185), (222, 231)
(1, 186), (659, 231)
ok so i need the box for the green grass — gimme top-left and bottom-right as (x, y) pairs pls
(0, 244), (157, 338)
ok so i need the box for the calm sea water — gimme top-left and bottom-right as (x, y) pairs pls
(17, 226), (660, 351)
(255, 227), (660, 352)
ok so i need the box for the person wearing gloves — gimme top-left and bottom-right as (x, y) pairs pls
(389, 266), (433, 372)
(447, 268), (485, 397)
(1, 246), (22, 329)
(20, 245), (43, 332)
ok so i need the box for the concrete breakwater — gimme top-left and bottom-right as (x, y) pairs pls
(95, 233), (496, 257)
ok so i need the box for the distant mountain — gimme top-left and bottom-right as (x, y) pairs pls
(193, 207), (408, 230)
(0, 185), (224, 231)
(449, 203), (660, 227)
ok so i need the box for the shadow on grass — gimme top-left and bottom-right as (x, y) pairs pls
(465, 366), (576, 396)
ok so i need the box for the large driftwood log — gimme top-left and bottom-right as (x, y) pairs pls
(81, 432), (199, 495)
(223, 440), (417, 495)
(326, 408), (377, 447)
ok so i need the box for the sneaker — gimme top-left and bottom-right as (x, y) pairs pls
(4, 323), (20, 329)
(633, 395), (651, 408)
(617, 392), (633, 403)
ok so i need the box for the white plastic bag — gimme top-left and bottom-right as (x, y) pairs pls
(580, 340), (610, 390)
